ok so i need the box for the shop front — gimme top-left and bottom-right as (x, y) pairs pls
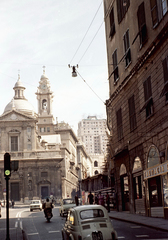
(144, 145), (168, 218)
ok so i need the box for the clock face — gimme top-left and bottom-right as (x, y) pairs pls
(41, 84), (47, 89)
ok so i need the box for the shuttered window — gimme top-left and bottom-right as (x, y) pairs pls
(123, 29), (131, 67)
(160, 56), (168, 101)
(150, 0), (168, 27)
(109, 7), (115, 38)
(116, 0), (130, 23)
(143, 76), (153, 118)
(137, 2), (147, 46)
(128, 95), (137, 131)
(11, 136), (18, 151)
(116, 108), (123, 140)
(112, 49), (119, 82)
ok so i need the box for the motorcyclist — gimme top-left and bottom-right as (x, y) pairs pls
(43, 198), (53, 218)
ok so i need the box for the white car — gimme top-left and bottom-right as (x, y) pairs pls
(62, 205), (118, 240)
(30, 200), (42, 211)
(59, 198), (76, 217)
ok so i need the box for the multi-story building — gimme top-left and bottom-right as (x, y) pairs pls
(0, 69), (89, 202)
(104, 0), (168, 218)
(78, 116), (108, 175)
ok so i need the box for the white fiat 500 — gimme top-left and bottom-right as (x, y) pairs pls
(62, 205), (118, 240)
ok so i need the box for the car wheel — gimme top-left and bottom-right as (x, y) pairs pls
(30, 209), (33, 212)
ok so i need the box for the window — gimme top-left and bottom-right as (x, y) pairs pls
(41, 172), (48, 178)
(137, 2), (147, 46)
(94, 161), (98, 167)
(112, 49), (119, 82)
(123, 29), (131, 67)
(95, 170), (99, 175)
(109, 7), (115, 38)
(143, 76), (153, 118)
(128, 95), (137, 131)
(150, 0), (168, 27)
(160, 56), (168, 101)
(47, 127), (50, 132)
(116, 0), (130, 23)
(11, 136), (18, 151)
(116, 108), (123, 140)
(140, 76), (153, 118)
(133, 176), (142, 199)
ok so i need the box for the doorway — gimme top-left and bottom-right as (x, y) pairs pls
(41, 186), (49, 199)
(11, 182), (19, 201)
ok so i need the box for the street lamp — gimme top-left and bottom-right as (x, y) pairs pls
(68, 64), (78, 77)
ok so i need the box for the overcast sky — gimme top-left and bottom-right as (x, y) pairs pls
(0, 0), (109, 135)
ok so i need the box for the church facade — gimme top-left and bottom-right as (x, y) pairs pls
(0, 69), (89, 203)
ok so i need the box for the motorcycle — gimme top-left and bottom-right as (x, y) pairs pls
(45, 208), (53, 222)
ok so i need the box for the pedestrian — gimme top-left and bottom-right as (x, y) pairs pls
(12, 199), (14, 208)
(75, 194), (79, 206)
(88, 191), (94, 204)
(98, 192), (104, 206)
(106, 193), (110, 212)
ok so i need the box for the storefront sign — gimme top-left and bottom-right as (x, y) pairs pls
(143, 162), (168, 180)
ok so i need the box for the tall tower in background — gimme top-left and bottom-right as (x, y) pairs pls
(36, 66), (54, 134)
(78, 116), (108, 175)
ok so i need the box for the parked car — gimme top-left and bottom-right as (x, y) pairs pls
(59, 198), (76, 217)
(30, 200), (42, 211)
(62, 205), (118, 240)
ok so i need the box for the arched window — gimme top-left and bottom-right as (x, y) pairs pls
(95, 170), (98, 175)
(94, 161), (98, 167)
(147, 145), (160, 168)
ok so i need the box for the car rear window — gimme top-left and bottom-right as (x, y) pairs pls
(80, 209), (104, 220)
(63, 199), (74, 204)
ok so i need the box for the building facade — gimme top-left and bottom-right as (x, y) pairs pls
(0, 69), (88, 202)
(78, 116), (108, 176)
(104, 0), (168, 218)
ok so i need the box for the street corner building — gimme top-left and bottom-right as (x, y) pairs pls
(0, 69), (87, 203)
(103, 0), (168, 218)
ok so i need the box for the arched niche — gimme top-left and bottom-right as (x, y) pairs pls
(147, 145), (160, 168)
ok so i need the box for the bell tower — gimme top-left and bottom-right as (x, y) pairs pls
(36, 67), (54, 132)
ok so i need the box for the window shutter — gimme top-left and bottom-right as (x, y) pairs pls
(162, 56), (168, 83)
(109, 7), (115, 37)
(143, 76), (152, 101)
(150, 0), (159, 27)
(137, 2), (147, 45)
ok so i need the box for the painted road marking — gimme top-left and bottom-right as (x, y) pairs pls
(49, 230), (60, 233)
(131, 226), (141, 228)
(28, 233), (39, 235)
(135, 235), (149, 238)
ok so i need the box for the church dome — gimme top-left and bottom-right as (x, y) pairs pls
(3, 73), (36, 117)
(4, 98), (36, 116)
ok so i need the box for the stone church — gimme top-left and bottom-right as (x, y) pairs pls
(0, 68), (89, 203)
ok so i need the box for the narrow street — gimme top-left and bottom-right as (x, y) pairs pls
(1, 205), (168, 240)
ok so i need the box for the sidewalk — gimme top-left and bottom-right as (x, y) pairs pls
(108, 210), (168, 232)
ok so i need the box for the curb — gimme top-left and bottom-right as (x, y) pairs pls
(109, 215), (168, 233)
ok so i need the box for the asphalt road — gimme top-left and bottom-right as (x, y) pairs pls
(1, 206), (168, 240)
(111, 218), (168, 240)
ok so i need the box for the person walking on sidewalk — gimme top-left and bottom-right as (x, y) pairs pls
(88, 192), (94, 204)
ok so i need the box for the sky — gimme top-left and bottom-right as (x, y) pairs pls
(0, 0), (109, 135)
